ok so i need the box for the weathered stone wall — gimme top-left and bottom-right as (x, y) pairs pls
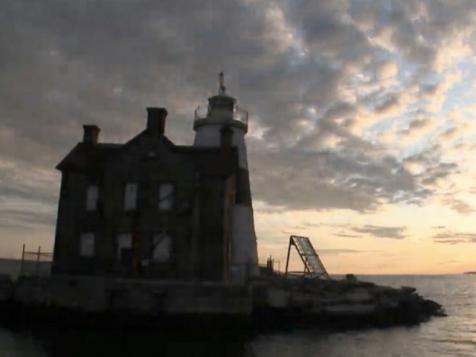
(13, 276), (252, 315)
(10, 275), (444, 329)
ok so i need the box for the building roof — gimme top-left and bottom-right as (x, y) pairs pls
(56, 143), (121, 171)
(56, 131), (238, 177)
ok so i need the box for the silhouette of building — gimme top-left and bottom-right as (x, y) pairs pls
(52, 76), (258, 282)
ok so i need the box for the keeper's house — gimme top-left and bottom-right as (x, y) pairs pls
(52, 81), (259, 282)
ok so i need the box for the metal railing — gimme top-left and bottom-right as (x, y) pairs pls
(20, 244), (52, 277)
(194, 105), (249, 128)
(194, 105), (208, 121)
(233, 106), (249, 126)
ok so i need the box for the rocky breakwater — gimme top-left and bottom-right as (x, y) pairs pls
(253, 275), (446, 330)
(0, 274), (445, 331)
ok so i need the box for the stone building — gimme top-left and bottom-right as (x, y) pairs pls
(52, 77), (258, 282)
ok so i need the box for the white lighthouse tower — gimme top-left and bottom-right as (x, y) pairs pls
(193, 73), (258, 280)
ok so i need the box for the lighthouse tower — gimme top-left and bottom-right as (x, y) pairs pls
(193, 73), (258, 280)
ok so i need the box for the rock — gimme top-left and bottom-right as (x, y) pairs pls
(344, 288), (373, 303)
(324, 303), (375, 316)
(267, 288), (290, 308)
(255, 276), (446, 331)
(400, 286), (416, 294)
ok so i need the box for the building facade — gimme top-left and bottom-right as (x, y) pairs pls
(52, 81), (258, 282)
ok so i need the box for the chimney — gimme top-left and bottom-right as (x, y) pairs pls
(147, 107), (168, 135)
(82, 125), (100, 144)
(220, 126), (234, 154)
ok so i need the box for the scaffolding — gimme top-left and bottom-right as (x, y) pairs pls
(284, 235), (330, 279)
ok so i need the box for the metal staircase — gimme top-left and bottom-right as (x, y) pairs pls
(285, 235), (330, 279)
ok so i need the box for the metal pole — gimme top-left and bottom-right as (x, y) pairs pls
(191, 173), (201, 280)
(284, 236), (292, 276)
(20, 244), (25, 277)
(36, 246), (41, 276)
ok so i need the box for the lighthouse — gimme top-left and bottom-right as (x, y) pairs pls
(193, 73), (258, 279)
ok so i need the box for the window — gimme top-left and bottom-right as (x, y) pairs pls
(152, 233), (171, 262)
(124, 183), (138, 211)
(158, 183), (174, 211)
(117, 233), (132, 264)
(79, 233), (95, 257)
(86, 185), (99, 211)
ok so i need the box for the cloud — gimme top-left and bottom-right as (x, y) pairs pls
(433, 231), (476, 244)
(250, 145), (424, 211)
(0, 0), (475, 237)
(374, 93), (400, 114)
(420, 162), (459, 187)
(319, 248), (363, 256)
(351, 224), (406, 239)
(0, 162), (58, 205)
(0, 209), (55, 230)
(331, 224), (407, 239)
(333, 231), (363, 239)
(399, 116), (436, 142)
(442, 198), (475, 215)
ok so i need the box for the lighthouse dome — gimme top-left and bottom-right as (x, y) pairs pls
(193, 73), (248, 132)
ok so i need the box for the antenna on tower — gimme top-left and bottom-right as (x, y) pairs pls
(218, 71), (226, 95)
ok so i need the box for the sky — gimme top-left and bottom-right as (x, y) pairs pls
(0, 0), (476, 274)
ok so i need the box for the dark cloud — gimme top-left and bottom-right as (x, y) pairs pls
(404, 144), (472, 215)
(374, 93), (400, 114)
(0, 0), (475, 235)
(399, 117), (432, 136)
(403, 144), (441, 165)
(420, 162), (459, 186)
(0, 166), (58, 206)
(352, 225), (406, 239)
(331, 224), (406, 239)
(442, 198), (475, 215)
(404, 145), (460, 206)
(319, 248), (363, 255)
(250, 142), (426, 211)
(333, 232), (363, 239)
(433, 231), (476, 244)
(0, 209), (55, 230)
(302, 221), (320, 228)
